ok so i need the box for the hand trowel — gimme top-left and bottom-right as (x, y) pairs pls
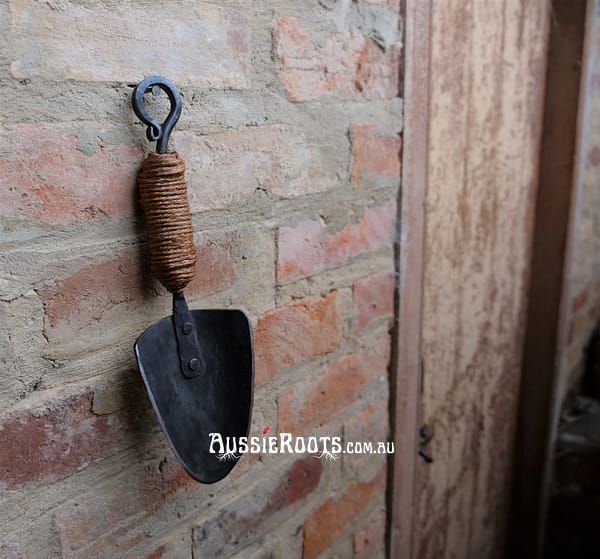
(131, 76), (253, 483)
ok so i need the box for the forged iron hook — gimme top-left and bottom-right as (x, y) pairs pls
(132, 76), (182, 154)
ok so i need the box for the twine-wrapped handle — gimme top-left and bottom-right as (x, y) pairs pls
(133, 77), (197, 293)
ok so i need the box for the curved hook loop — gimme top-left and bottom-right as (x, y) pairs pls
(132, 76), (182, 154)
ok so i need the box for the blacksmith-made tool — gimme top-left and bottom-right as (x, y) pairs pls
(131, 76), (253, 483)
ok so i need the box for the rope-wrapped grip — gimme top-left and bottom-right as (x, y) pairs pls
(137, 151), (197, 293)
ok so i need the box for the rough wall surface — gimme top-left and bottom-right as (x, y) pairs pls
(0, 1), (402, 558)
(415, 1), (550, 558)
(561, 14), (600, 396)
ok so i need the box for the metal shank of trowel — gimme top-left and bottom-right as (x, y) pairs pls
(172, 292), (205, 379)
(132, 76), (204, 379)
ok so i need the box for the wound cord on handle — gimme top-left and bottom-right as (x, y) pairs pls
(138, 151), (197, 293)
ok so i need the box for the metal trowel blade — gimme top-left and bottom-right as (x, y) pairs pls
(134, 309), (253, 483)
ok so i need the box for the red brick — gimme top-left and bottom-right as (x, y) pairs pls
(265, 457), (323, 511)
(40, 250), (151, 329)
(229, 448), (260, 480)
(187, 236), (238, 298)
(343, 399), (390, 482)
(351, 124), (401, 188)
(192, 458), (322, 557)
(0, 390), (131, 489)
(273, 17), (400, 102)
(144, 545), (166, 559)
(0, 124), (140, 225)
(172, 126), (335, 210)
(303, 466), (386, 559)
(353, 272), (395, 333)
(255, 292), (341, 385)
(56, 455), (195, 557)
(279, 336), (391, 434)
(9, 3), (249, 88)
(277, 199), (396, 282)
(354, 509), (386, 559)
(345, 399), (390, 444)
(40, 236), (235, 331)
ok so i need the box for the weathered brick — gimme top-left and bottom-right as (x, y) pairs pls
(41, 239), (235, 327)
(266, 457), (324, 510)
(277, 199), (396, 282)
(0, 291), (48, 405)
(38, 245), (233, 353)
(192, 458), (323, 557)
(172, 126), (336, 210)
(279, 336), (390, 434)
(353, 272), (395, 333)
(255, 292), (341, 385)
(140, 535), (199, 559)
(0, 124), (141, 225)
(0, 536), (25, 559)
(38, 225), (272, 350)
(345, 400), (389, 444)
(0, 0), (403, 554)
(273, 17), (400, 102)
(354, 509), (386, 559)
(56, 455), (195, 558)
(343, 399), (390, 482)
(144, 545), (166, 559)
(8, 1), (249, 88)
(229, 446), (261, 480)
(351, 124), (401, 188)
(303, 466), (386, 559)
(364, 0), (401, 9)
(40, 249), (156, 330)
(0, 388), (136, 489)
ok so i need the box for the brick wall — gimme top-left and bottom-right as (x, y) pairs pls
(562, 21), (600, 395)
(0, 1), (402, 558)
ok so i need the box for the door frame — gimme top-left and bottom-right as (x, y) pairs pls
(388, 1), (431, 556)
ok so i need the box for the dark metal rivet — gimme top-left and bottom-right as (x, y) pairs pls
(183, 322), (193, 335)
(188, 358), (199, 371)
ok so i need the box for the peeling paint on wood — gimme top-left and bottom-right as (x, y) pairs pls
(414, 1), (551, 558)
